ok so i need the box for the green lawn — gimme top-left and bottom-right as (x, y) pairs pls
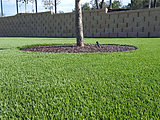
(0, 37), (159, 119)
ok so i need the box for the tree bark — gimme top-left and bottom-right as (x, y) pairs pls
(75, 0), (84, 47)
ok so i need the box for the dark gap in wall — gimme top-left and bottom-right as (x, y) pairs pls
(126, 23), (128, 27)
(121, 28), (123, 32)
(137, 12), (139, 17)
(155, 16), (157, 21)
(148, 32), (150, 37)
(142, 27), (144, 32)
(100, 15), (102, 20)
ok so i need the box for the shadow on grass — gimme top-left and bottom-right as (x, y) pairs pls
(0, 48), (8, 50)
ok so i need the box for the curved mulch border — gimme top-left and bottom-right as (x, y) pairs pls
(21, 44), (137, 53)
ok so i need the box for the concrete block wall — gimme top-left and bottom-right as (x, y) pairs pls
(0, 11), (75, 37)
(84, 7), (160, 37)
(0, 7), (160, 37)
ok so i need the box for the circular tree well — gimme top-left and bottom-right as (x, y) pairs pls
(21, 44), (137, 53)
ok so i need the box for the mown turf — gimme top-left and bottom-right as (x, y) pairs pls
(0, 37), (160, 119)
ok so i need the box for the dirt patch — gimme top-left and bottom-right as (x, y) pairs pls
(21, 44), (137, 53)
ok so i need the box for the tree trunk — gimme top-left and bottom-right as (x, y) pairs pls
(55, 0), (57, 13)
(75, 0), (84, 47)
(35, 0), (37, 13)
(154, 0), (157, 8)
(100, 0), (104, 9)
(16, 0), (18, 14)
(95, 0), (99, 9)
(1, 0), (3, 17)
(25, 0), (27, 13)
(109, 0), (112, 9)
(149, 0), (151, 8)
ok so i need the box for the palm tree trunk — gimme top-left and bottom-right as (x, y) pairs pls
(1, 0), (3, 17)
(75, 0), (84, 47)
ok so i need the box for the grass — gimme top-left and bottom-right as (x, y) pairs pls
(0, 37), (160, 119)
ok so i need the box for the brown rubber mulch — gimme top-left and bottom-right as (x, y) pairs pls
(21, 44), (137, 53)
